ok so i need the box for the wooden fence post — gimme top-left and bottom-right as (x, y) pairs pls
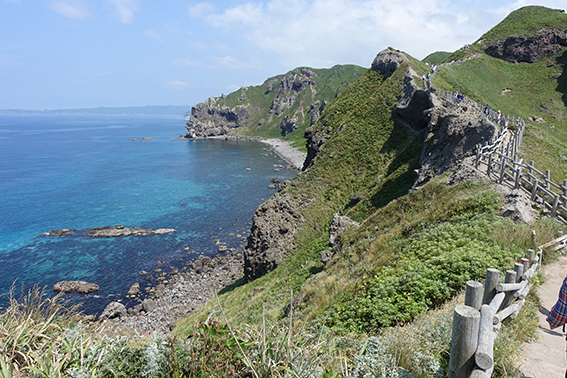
(501, 270), (517, 310)
(514, 164), (522, 189)
(483, 268), (499, 305)
(448, 306), (481, 378)
(475, 304), (496, 370)
(521, 258), (530, 274)
(552, 194), (559, 218)
(531, 179), (539, 201)
(465, 281), (483, 311)
(526, 249), (535, 263)
(499, 157), (506, 184)
(514, 263), (524, 283)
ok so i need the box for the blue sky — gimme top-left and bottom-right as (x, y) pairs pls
(1, 0), (566, 110)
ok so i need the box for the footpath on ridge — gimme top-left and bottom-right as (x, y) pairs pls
(428, 48), (567, 376)
(518, 255), (567, 377)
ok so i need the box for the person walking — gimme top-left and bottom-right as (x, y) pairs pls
(547, 276), (567, 378)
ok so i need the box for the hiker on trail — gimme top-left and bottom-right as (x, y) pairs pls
(546, 276), (567, 378)
(484, 105), (490, 116)
(497, 110), (502, 124)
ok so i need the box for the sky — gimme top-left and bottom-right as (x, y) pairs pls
(1, 0), (566, 110)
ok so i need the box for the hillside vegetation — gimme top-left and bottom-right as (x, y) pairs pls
(2, 5), (567, 378)
(185, 65), (366, 149)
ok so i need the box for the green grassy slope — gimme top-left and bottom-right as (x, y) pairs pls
(473, 6), (567, 50)
(433, 52), (567, 181)
(178, 6), (567, 337)
(422, 51), (452, 65)
(203, 65), (366, 149)
(4, 6), (567, 378)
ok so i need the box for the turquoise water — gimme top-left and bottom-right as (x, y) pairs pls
(0, 115), (297, 313)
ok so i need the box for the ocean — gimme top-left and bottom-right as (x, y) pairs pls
(0, 115), (298, 314)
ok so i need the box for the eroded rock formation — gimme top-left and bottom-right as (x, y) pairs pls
(485, 29), (567, 63)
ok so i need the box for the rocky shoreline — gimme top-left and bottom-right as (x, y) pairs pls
(95, 251), (244, 334)
(69, 137), (306, 334)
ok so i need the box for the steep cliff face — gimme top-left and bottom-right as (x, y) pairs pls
(184, 65), (365, 140)
(485, 28), (567, 63)
(185, 97), (250, 137)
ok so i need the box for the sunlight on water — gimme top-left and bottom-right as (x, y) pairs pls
(0, 115), (298, 313)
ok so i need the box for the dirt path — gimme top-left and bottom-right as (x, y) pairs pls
(518, 255), (567, 377)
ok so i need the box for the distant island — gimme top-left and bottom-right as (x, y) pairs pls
(0, 105), (191, 116)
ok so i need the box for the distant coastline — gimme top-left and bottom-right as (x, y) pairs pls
(0, 105), (191, 116)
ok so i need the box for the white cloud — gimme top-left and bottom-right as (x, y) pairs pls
(108, 0), (137, 23)
(171, 58), (203, 67)
(212, 55), (263, 69)
(188, 2), (217, 18)
(49, 0), (91, 19)
(163, 80), (191, 89)
(192, 0), (566, 67)
(144, 29), (163, 43)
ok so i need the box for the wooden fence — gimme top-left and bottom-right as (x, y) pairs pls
(429, 56), (566, 226)
(448, 233), (567, 377)
(473, 121), (567, 225)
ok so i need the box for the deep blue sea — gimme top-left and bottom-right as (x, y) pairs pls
(0, 115), (297, 314)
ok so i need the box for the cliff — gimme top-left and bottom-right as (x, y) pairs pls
(243, 49), (499, 281)
(184, 65), (366, 143)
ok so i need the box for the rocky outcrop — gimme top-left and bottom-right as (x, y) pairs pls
(184, 66), (364, 139)
(320, 214), (359, 264)
(371, 48), (409, 78)
(393, 68), (442, 131)
(485, 29), (567, 63)
(185, 96), (250, 137)
(39, 226), (176, 238)
(100, 301), (127, 320)
(53, 281), (99, 294)
(413, 98), (498, 187)
(497, 187), (537, 224)
(243, 191), (309, 281)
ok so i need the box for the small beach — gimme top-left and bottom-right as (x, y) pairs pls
(206, 135), (307, 170)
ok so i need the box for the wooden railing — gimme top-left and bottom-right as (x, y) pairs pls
(448, 233), (566, 378)
(473, 121), (567, 225)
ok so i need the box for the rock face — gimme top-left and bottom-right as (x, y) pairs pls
(393, 68), (442, 131)
(100, 302), (127, 320)
(497, 187), (538, 224)
(485, 29), (567, 63)
(413, 98), (498, 187)
(53, 281), (99, 294)
(184, 66), (365, 139)
(243, 191), (308, 281)
(371, 48), (409, 79)
(321, 214), (359, 264)
(185, 96), (250, 137)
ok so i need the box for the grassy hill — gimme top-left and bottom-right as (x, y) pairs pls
(187, 65), (367, 149)
(422, 51), (452, 65)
